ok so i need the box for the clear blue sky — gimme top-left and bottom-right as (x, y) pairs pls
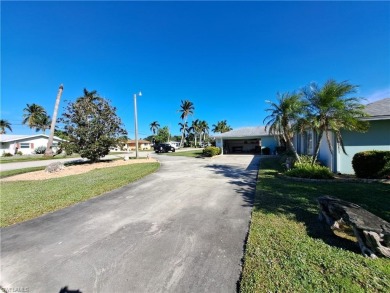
(2, 1), (389, 138)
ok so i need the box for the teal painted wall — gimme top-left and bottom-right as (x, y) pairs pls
(339, 120), (390, 174)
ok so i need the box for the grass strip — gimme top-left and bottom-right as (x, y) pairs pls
(1, 162), (159, 227)
(0, 154), (80, 164)
(240, 157), (390, 292)
(0, 166), (46, 179)
(166, 150), (203, 157)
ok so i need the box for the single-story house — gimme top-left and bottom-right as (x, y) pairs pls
(294, 98), (390, 174)
(124, 140), (152, 150)
(215, 126), (278, 154)
(0, 134), (65, 155)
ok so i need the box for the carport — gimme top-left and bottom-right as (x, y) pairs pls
(215, 126), (278, 155)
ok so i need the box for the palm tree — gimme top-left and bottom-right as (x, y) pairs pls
(178, 100), (195, 147)
(212, 120), (232, 133)
(45, 84), (64, 156)
(189, 119), (201, 147)
(22, 103), (47, 131)
(178, 122), (189, 145)
(302, 79), (369, 165)
(35, 114), (51, 134)
(0, 119), (12, 134)
(263, 92), (305, 162)
(200, 120), (209, 144)
(149, 121), (160, 135)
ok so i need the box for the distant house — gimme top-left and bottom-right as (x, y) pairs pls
(124, 140), (152, 150)
(215, 126), (278, 154)
(294, 98), (390, 174)
(0, 134), (65, 155)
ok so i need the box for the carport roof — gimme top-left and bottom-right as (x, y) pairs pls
(215, 126), (272, 138)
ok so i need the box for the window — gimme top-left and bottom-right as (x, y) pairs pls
(20, 143), (30, 148)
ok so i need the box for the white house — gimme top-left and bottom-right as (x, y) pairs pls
(0, 134), (65, 155)
(215, 126), (278, 154)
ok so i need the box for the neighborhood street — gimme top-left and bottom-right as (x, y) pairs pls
(1, 154), (260, 292)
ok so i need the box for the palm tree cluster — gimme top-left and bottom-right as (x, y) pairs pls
(212, 120), (232, 134)
(264, 79), (369, 165)
(22, 103), (51, 133)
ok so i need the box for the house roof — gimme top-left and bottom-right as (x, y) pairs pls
(126, 140), (151, 144)
(215, 126), (271, 138)
(0, 134), (65, 143)
(363, 98), (390, 120)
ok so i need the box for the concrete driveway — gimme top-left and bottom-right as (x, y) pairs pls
(1, 154), (260, 292)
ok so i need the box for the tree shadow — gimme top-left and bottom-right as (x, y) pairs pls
(59, 286), (82, 293)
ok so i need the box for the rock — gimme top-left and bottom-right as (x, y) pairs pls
(318, 196), (390, 258)
(124, 155), (129, 161)
(45, 162), (65, 173)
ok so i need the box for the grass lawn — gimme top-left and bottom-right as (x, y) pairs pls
(0, 153), (80, 164)
(0, 166), (46, 179)
(166, 150), (203, 157)
(240, 157), (390, 292)
(1, 162), (159, 227)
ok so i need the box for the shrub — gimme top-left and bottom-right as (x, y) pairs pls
(34, 146), (46, 154)
(203, 146), (221, 157)
(285, 163), (334, 179)
(262, 147), (271, 155)
(2, 152), (13, 157)
(16, 151), (23, 156)
(352, 151), (390, 179)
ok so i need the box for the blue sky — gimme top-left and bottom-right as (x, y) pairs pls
(2, 1), (389, 138)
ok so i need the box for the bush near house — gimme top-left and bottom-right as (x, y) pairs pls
(285, 155), (334, 179)
(352, 151), (390, 179)
(262, 147), (271, 155)
(34, 146), (46, 154)
(202, 146), (221, 157)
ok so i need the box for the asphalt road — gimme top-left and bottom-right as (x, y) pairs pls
(1, 154), (260, 293)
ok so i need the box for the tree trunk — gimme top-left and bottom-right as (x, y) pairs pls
(311, 131), (323, 165)
(284, 128), (300, 163)
(45, 84), (63, 156)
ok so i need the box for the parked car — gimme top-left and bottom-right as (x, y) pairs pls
(154, 143), (176, 153)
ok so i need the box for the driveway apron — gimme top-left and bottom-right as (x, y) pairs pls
(1, 154), (260, 292)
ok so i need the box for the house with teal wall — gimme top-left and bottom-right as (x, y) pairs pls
(294, 98), (390, 174)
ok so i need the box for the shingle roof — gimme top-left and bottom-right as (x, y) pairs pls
(363, 98), (390, 120)
(215, 126), (272, 138)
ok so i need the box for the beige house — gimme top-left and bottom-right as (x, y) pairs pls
(124, 140), (152, 150)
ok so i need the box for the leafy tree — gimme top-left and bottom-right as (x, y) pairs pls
(263, 92), (305, 162)
(301, 79), (369, 165)
(0, 119), (12, 134)
(212, 120), (232, 133)
(60, 89), (127, 162)
(22, 103), (47, 131)
(154, 126), (170, 143)
(178, 100), (194, 147)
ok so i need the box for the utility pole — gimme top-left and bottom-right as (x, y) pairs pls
(45, 84), (63, 156)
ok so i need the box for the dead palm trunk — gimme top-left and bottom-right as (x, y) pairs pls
(45, 84), (63, 156)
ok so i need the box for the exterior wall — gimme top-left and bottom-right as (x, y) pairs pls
(1, 137), (62, 155)
(317, 131), (335, 171)
(337, 120), (390, 174)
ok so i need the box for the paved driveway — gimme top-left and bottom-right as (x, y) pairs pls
(1, 154), (260, 292)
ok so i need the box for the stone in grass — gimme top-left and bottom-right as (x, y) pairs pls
(45, 162), (65, 173)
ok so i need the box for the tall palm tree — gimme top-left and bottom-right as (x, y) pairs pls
(45, 84), (64, 156)
(149, 121), (160, 135)
(189, 119), (201, 147)
(200, 120), (209, 143)
(302, 79), (369, 165)
(263, 92), (305, 162)
(0, 119), (12, 134)
(22, 103), (47, 131)
(178, 122), (189, 145)
(178, 100), (195, 147)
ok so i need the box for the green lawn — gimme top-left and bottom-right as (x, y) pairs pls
(0, 166), (46, 179)
(1, 162), (159, 227)
(0, 153), (80, 164)
(240, 157), (390, 292)
(165, 150), (203, 157)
